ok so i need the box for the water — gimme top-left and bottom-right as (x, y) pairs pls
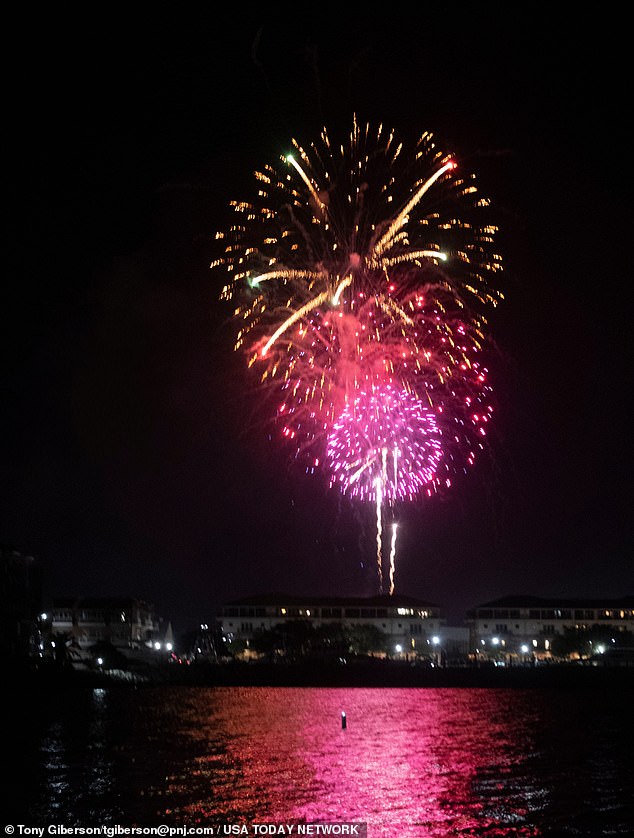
(6, 685), (634, 836)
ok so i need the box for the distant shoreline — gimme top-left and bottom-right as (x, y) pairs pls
(15, 659), (634, 690)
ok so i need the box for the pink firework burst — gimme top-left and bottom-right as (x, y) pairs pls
(326, 385), (443, 503)
(213, 117), (503, 491)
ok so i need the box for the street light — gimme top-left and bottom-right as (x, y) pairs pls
(429, 635), (446, 667)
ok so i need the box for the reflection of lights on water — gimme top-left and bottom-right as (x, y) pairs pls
(36, 686), (622, 832)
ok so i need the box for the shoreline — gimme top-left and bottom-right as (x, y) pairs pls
(14, 659), (634, 689)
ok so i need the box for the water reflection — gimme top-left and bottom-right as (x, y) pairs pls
(31, 687), (119, 821)
(152, 687), (633, 836)
(183, 688), (545, 836)
(10, 686), (634, 835)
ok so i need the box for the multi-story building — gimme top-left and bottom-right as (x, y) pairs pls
(50, 597), (163, 656)
(466, 595), (634, 663)
(216, 592), (445, 659)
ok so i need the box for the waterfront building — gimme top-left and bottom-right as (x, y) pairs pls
(49, 597), (166, 662)
(216, 592), (445, 659)
(466, 595), (634, 663)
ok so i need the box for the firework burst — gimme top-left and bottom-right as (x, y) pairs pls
(212, 117), (503, 591)
(326, 384), (443, 504)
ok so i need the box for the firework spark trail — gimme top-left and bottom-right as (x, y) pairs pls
(213, 116), (503, 593)
(375, 478), (383, 593)
(389, 522), (398, 596)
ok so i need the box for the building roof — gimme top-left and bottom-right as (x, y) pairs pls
(468, 594), (634, 611)
(52, 597), (155, 610)
(222, 592), (441, 609)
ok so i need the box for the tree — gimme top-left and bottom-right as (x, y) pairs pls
(550, 625), (633, 660)
(346, 624), (389, 656)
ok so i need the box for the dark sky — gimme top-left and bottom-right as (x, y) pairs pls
(4, 8), (632, 631)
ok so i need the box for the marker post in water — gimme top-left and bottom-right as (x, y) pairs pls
(341, 711), (347, 729)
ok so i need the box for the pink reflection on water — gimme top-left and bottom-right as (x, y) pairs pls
(173, 688), (542, 836)
(287, 688), (540, 837)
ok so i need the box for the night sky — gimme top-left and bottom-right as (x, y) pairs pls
(4, 8), (632, 632)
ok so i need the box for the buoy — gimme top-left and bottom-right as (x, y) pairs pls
(341, 711), (347, 729)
